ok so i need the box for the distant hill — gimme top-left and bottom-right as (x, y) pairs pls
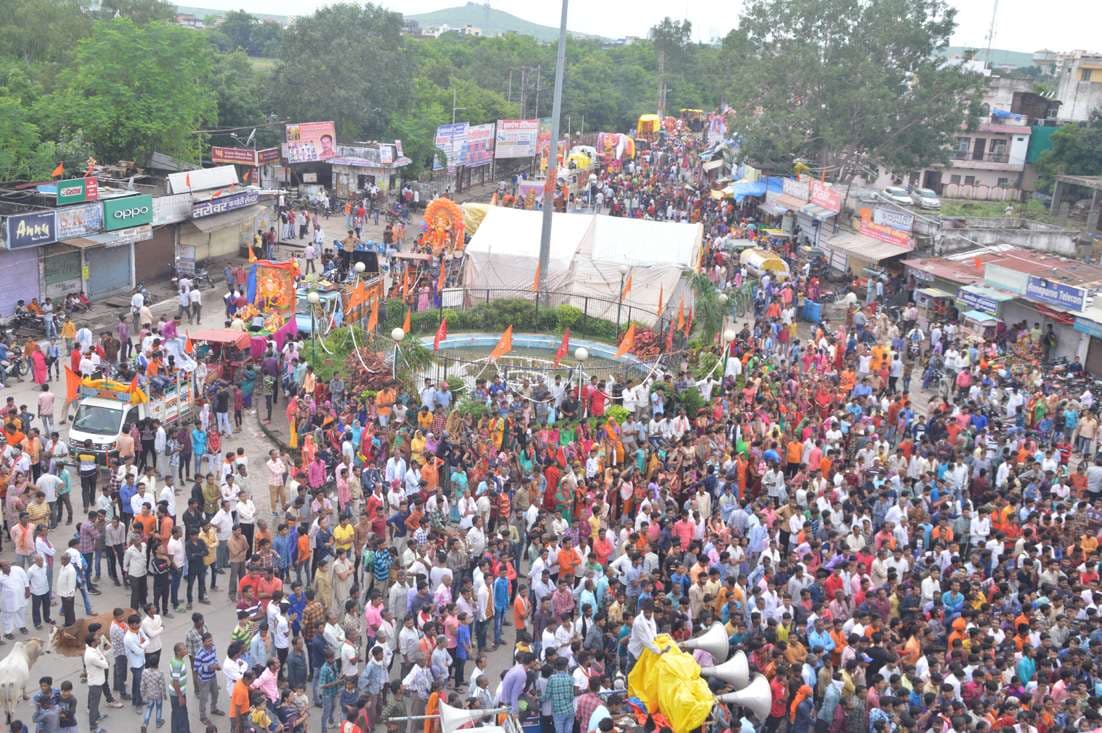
(174, 4), (291, 25)
(941, 46), (1037, 69)
(406, 2), (606, 42)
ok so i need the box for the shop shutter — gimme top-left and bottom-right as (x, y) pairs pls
(1087, 338), (1102, 378)
(134, 225), (176, 282)
(0, 247), (41, 316)
(86, 245), (132, 299)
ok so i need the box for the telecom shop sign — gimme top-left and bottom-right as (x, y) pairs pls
(103, 194), (153, 231)
(1024, 275), (1088, 313)
(192, 189), (260, 219)
(5, 211), (56, 249)
(56, 177), (99, 206)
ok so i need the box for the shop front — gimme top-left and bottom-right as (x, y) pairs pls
(179, 203), (269, 262)
(1073, 315), (1102, 376)
(41, 244), (84, 299)
(134, 224), (178, 282)
(820, 230), (911, 276)
(796, 203), (837, 248)
(1, 210), (55, 313)
(955, 284), (1014, 320)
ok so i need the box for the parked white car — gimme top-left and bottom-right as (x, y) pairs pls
(910, 187), (942, 209)
(879, 186), (912, 206)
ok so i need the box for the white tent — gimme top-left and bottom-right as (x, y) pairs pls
(463, 207), (703, 325)
(462, 207), (593, 293)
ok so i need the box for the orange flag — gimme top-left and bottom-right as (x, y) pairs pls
(366, 296), (379, 332)
(184, 333), (194, 354)
(656, 284), (664, 315)
(532, 262), (541, 292)
(676, 300), (685, 330)
(489, 325), (513, 362)
(437, 260), (447, 292)
(685, 306), (694, 338)
(64, 366), (81, 404)
(401, 269), (410, 299)
(620, 271), (632, 301)
(490, 192), (499, 206)
(402, 307), (412, 334)
(185, 173), (192, 190)
(433, 317), (448, 352)
(554, 328), (570, 366)
(247, 246), (258, 263)
(50, 162), (64, 178)
(615, 322), (636, 359)
(665, 323), (674, 351)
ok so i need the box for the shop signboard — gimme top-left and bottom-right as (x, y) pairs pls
(957, 288), (1000, 316)
(433, 122), (467, 171)
(1024, 275), (1087, 312)
(809, 180), (842, 213)
(1074, 317), (1102, 339)
(211, 146), (261, 166)
(873, 207), (914, 232)
(282, 121), (337, 163)
(103, 194), (153, 231)
(855, 217), (912, 248)
(56, 177), (99, 206)
(460, 123), (495, 168)
(56, 203), (103, 239)
(192, 190), (260, 219)
(257, 147), (281, 164)
(103, 225), (153, 248)
(495, 119), (539, 158)
(782, 176), (810, 202)
(5, 211), (56, 249)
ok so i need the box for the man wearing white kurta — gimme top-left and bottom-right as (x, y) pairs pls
(0, 562), (30, 636)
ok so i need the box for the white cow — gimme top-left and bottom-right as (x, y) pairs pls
(0, 639), (45, 722)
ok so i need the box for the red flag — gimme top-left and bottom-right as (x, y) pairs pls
(50, 162), (64, 178)
(615, 323), (636, 359)
(402, 307), (411, 334)
(554, 328), (571, 366)
(489, 325), (513, 362)
(620, 271), (633, 301)
(437, 260), (447, 292)
(676, 300), (685, 330)
(665, 323), (674, 351)
(366, 296), (379, 332)
(433, 317), (448, 352)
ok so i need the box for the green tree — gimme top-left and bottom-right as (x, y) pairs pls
(0, 0), (90, 65)
(214, 10), (282, 57)
(1037, 112), (1102, 189)
(210, 50), (267, 131)
(36, 18), (217, 164)
(269, 3), (413, 141)
(0, 95), (53, 179)
(721, 0), (983, 177)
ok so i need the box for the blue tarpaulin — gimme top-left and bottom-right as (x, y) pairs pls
(726, 177), (784, 203)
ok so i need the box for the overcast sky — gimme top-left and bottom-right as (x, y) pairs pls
(185, 0), (1098, 53)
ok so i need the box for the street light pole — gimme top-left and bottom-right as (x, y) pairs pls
(307, 290), (320, 355)
(537, 0), (569, 307)
(616, 264), (628, 335)
(391, 327), (405, 379)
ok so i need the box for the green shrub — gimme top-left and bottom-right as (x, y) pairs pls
(455, 398), (488, 420)
(605, 405), (631, 424)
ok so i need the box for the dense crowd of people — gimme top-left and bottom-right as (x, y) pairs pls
(0, 125), (1101, 733)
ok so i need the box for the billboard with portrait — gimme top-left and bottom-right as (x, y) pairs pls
(283, 121), (337, 164)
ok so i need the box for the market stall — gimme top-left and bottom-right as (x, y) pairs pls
(961, 310), (1002, 341)
(190, 328), (252, 382)
(914, 287), (955, 327)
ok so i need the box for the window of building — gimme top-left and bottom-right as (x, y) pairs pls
(950, 175), (962, 184)
(997, 177), (1010, 188)
(964, 176), (976, 186)
(1082, 69), (1093, 81)
(955, 137), (971, 153)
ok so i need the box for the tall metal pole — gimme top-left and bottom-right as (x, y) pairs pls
(537, 0), (569, 304)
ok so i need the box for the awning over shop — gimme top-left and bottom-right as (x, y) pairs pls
(1022, 299), (1076, 324)
(702, 159), (725, 172)
(799, 203), (837, 221)
(956, 284), (1015, 315)
(186, 204), (265, 233)
(66, 231), (143, 248)
(825, 231), (912, 263)
(758, 203), (788, 216)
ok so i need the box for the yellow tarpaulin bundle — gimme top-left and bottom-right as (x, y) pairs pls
(461, 203), (491, 236)
(627, 634), (714, 733)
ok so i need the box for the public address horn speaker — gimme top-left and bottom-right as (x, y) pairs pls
(439, 702), (497, 733)
(680, 622), (731, 663)
(715, 674), (773, 721)
(700, 650), (750, 690)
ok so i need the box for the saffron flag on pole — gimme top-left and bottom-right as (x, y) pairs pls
(676, 300), (685, 330)
(437, 260), (447, 293)
(615, 323), (636, 359)
(532, 262), (541, 292)
(184, 333), (194, 354)
(665, 322), (674, 351)
(366, 296), (379, 332)
(489, 325), (513, 362)
(685, 306), (694, 338)
(402, 307), (412, 334)
(656, 284), (664, 316)
(620, 272), (633, 301)
(433, 317), (448, 352)
(402, 269), (410, 299)
(185, 173), (192, 190)
(64, 366), (81, 404)
(554, 328), (571, 366)
(51, 162), (64, 178)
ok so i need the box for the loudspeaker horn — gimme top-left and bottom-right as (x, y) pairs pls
(700, 650), (750, 689)
(714, 674), (772, 720)
(680, 622), (730, 663)
(439, 702), (496, 733)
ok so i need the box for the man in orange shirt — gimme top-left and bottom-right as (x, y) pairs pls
(229, 668), (255, 732)
(512, 585), (531, 634)
(556, 538), (580, 583)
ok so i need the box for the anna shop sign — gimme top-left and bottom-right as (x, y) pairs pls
(103, 194), (153, 231)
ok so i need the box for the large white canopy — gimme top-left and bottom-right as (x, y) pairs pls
(463, 207), (702, 325)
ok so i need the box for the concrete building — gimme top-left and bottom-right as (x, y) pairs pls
(920, 118), (1032, 201)
(1032, 49), (1102, 121)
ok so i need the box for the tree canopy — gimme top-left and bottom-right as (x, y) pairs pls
(720, 0), (984, 179)
(1037, 111), (1102, 190)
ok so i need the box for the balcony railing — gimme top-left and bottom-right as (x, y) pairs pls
(951, 150), (1011, 163)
